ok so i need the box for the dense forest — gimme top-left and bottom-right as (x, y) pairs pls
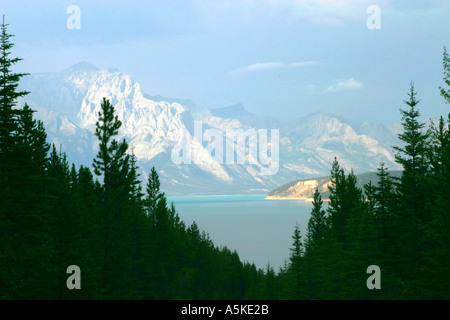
(0, 20), (449, 300)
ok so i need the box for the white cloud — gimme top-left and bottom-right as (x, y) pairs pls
(229, 61), (318, 74)
(325, 78), (364, 93)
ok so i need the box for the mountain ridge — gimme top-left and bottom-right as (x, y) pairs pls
(18, 62), (403, 195)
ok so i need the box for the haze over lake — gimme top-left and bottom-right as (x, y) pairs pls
(167, 195), (315, 270)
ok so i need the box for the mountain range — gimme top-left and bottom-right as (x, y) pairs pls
(17, 62), (403, 196)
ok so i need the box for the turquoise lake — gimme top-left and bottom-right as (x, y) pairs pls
(167, 195), (315, 271)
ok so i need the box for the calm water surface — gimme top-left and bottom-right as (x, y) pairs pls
(167, 195), (315, 270)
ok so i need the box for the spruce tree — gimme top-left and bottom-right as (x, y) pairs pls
(374, 162), (395, 218)
(306, 188), (327, 249)
(264, 262), (278, 299)
(289, 223), (305, 299)
(418, 48), (450, 298)
(0, 17), (42, 299)
(327, 157), (347, 242)
(15, 104), (50, 171)
(0, 16), (29, 175)
(92, 97), (129, 296)
(392, 82), (429, 221)
(145, 166), (164, 217)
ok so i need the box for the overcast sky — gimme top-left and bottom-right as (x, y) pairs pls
(2, 0), (449, 124)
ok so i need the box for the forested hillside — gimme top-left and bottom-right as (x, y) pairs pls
(0, 20), (269, 300)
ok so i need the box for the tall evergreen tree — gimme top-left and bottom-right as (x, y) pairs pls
(374, 162), (396, 218)
(302, 189), (329, 299)
(392, 82), (430, 221)
(145, 166), (164, 216)
(0, 16), (29, 175)
(439, 46), (450, 104)
(327, 158), (346, 241)
(289, 223), (305, 299)
(306, 188), (327, 249)
(0, 17), (38, 299)
(15, 104), (50, 171)
(264, 262), (278, 300)
(92, 97), (129, 296)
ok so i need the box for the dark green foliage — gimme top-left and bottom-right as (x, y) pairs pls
(0, 23), (268, 297)
(0, 51), (267, 298)
(288, 224), (305, 299)
(440, 46), (450, 104)
(1, 95), (268, 299)
(277, 54), (450, 299)
(306, 189), (328, 250)
(0, 17), (29, 174)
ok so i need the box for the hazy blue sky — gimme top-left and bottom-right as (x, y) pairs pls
(2, 0), (449, 124)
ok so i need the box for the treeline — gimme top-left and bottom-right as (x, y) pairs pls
(0, 20), (271, 300)
(275, 48), (450, 299)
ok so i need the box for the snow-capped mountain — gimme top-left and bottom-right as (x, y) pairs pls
(18, 62), (402, 195)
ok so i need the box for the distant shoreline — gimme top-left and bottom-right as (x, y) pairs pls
(265, 196), (330, 202)
(167, 194), (267, 198)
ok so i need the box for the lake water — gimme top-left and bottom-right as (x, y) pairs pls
(167, 195), (314, 271)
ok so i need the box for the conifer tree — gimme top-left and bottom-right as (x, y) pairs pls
(306, 188), (327, 249)
(439, 46), (450, 104)
(374, 162), (395, 218)
(389, 83), (432, 295)
(15, 104), (50, 171)
(0, 16), (29, 175)
(418, 47), (450, 298)
(264, 262), (277, 299)
(392, 82), (430, 221)
(289, 223), (305, 299)
(327, 157), (347, 242)
(327, 159), (365, 245)
(145, 166), (164, 217)
(92, 97), (129, 295)
(0, 17), (38, 299)
(93, 97), (129, 197)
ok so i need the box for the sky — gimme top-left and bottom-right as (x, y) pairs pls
(2, 0), (449, 124)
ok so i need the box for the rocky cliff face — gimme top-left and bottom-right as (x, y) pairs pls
(266, 176), (332, 200)
(266, 171), (403, 200)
